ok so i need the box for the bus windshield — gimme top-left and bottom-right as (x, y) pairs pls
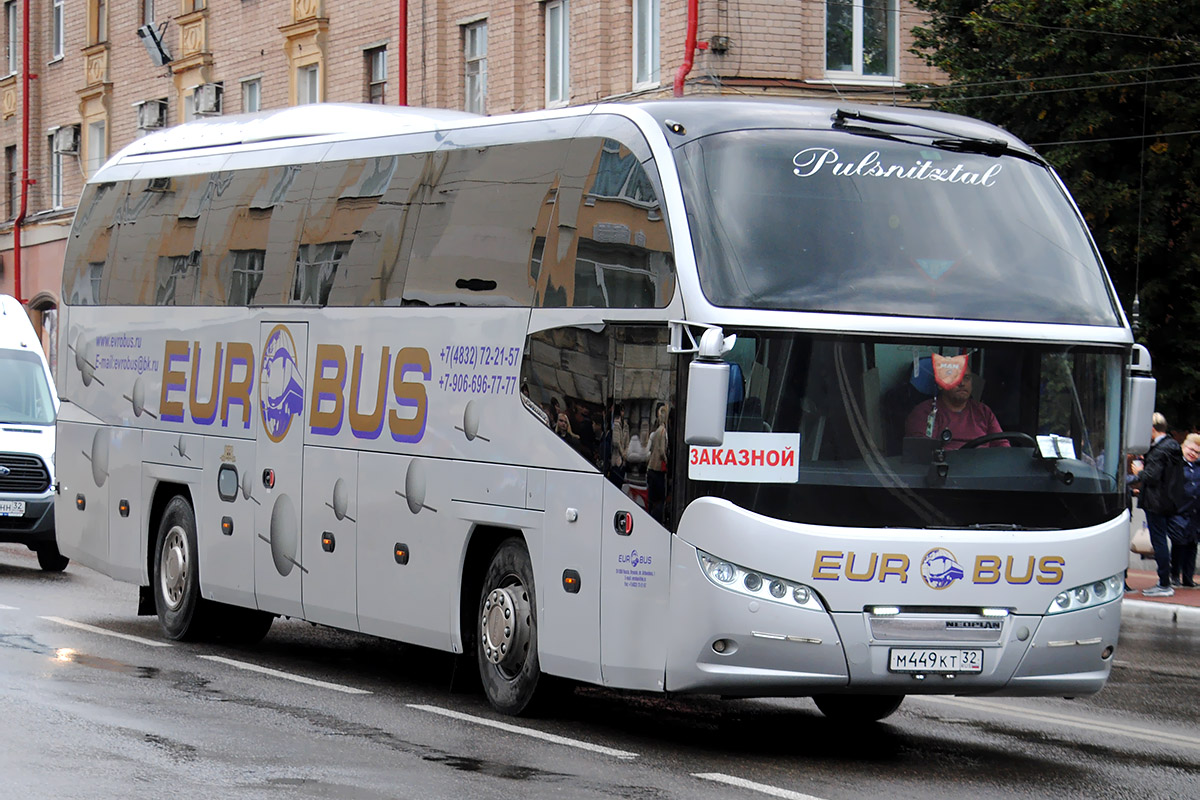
(676, 129), (1122, 326)
(682, 333), (1125, 530)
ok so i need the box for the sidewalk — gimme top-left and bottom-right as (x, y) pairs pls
(1122, 563), (1200, 624)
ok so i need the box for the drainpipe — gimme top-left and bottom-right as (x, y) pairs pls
(398, 0), (408, 105)
(673, 0), (699, 97)
(13, 0), (32, 304)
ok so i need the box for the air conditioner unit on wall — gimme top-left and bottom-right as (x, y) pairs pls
(192, 83), (223, 116)
(53, 125), (80, 154)
(137, 100), (167, 130)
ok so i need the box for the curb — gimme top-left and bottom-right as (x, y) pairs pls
(1121, 598), (1200, 625)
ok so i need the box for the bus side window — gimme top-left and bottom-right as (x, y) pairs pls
(403, 139), (569, 307)
(107, 173), (209, 305)
(535, 120), (675, 309)
(65, 182), (121, 306)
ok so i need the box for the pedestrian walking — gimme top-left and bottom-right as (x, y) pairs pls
(1131, 413), (1185, 597)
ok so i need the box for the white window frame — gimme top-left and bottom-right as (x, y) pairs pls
(366, 46), (387, 104)
(298, 63), (320, 105)
(48, 133), (63, 209)
(545, 0), (569, 107)
(51, 0), (64, 60)
(632, 0), (659, 90)
(5, 1), (17, 75)
(241, 77), (261, 113)
(824, 0), (899, 82)
(463, 20), (487, 114)
(86, 120), (106, 175)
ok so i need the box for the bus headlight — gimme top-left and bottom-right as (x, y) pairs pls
(697, 550), (824, 611)
(1046, 573), (1123, 615)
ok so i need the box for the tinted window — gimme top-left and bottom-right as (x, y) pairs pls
(678, 130), (1120, 325)
(106, 173), (211, 305)
(536, 135), (674, 308)
(403, 140), (569, 307)
(64, 181), (121, 305)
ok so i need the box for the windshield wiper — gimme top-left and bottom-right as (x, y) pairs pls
(831, 108), (1046, 165)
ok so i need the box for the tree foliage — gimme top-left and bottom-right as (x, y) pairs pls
(909, 1), (1200, 429)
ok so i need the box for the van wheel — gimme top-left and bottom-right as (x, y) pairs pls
(813, 694), (904, 722)
(35, 542), (69, 572)
(477, 537), (546, 715)
(153, 496), (211, 641)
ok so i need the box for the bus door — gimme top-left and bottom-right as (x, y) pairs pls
(253, 322), (308, 618)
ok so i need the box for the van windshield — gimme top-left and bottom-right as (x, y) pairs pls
(675, 129), (1122, 326)
(0, 349), (55, 425)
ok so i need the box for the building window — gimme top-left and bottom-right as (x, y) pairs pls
(87, 120), (106, 175)
(4, 145), (15, 219)
(825, 0), (897, 78)
(142, 0), (154, 26)
(184, 0), (205, 11)
(632, 0), (659, 88)
(48, 135), (63, 209)
(298, 64), (319, 104)
(88, 0), (107, 45)
(365, 46), (386, 104)
(229, 250), (264, 305)
(51, 0), (64, 59)
(5, 1), (16, 75)
(463, 21), (486, 114)
(242, 78), (261, 112)
(545, 0), (568, 107)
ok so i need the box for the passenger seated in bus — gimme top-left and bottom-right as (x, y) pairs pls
(903, 361), (1007, 450)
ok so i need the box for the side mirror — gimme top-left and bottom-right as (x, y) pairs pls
(684, 327), (736, 447)
(1124, 344), (1155, 455)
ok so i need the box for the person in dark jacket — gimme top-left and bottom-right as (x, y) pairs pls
(1131, 413), (1185, 596)
(1170, 433), (1200, 588)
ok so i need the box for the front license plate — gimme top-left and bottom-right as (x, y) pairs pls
(0, 500), (25, 517)
(889, 648), (983, 673)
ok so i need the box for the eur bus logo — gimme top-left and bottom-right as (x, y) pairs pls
(259, 325), (304, 443)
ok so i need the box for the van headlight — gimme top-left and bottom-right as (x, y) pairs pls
(697, 550), (824, 611)
(1046, 573), (1124, 614)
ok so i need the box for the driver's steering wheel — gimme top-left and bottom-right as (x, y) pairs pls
(961, 431), (1037, 449)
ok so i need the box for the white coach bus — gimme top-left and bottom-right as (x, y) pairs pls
(55, 98), (1154, 720)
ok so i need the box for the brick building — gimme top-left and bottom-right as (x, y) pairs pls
(0, 0), (940, 367)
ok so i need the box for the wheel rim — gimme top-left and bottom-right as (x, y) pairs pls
(481, 577), (531, 679)
(159, 524), (189, 611)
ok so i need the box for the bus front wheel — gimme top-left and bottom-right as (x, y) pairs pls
(477, 537), (545, 715)
(813, 694), (904, 722)
(153, 496), (211, 641)
(35, 542), (69, 572)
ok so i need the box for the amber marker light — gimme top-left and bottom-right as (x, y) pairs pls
(75, 494), (86, 511)
(394, 543), (409, 565)
(562, 569), (581, 593)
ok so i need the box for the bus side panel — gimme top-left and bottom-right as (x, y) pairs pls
(357, 451), (455, 650)
(106, 426), (144, 585)
(55, 418), (110, 574)
(599, 480), (670, 690)
(538, 470), (602, 684)
(301, 446), (360, 631)
(197, 437), (257, 608)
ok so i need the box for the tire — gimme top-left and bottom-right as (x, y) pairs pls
(477, 537), (546, 715)
(812, 694), (904, 722)
(152, 496), (211, 641)
(35, 542), (69, 572)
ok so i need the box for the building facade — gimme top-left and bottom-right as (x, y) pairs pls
(0, 0), (940, 367)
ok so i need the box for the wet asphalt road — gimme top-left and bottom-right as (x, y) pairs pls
(0, 543), (1196, 800)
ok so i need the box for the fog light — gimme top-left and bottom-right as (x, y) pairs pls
(744, 572), (762, 591)
(1101, 645), (1114, 660)
(712, 638), (729, 653)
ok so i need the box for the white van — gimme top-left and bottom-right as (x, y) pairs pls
(0, 295), (63, 570)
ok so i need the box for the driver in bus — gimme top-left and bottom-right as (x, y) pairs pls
(903, 353), (1008, 450)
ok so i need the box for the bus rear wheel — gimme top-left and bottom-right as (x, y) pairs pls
(812, 694), (904, 722)
(477, 537), (545, 715)
(153, 496), (211, 641)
